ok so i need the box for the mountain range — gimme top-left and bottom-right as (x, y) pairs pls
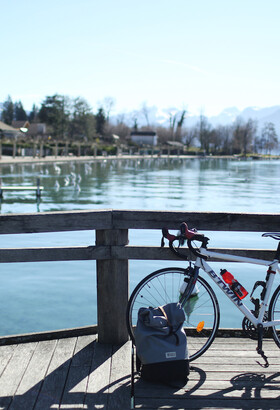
(207, 106), (280, 135)
(120, 105), (280, 136)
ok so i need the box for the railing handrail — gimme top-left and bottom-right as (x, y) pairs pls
(0, 209), (279, 234)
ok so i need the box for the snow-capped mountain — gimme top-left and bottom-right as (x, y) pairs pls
(209, 106), (280, 135)
(115, 105), (280, 136)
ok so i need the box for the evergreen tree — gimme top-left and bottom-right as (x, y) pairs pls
(28, 104), (39, 123)
(1, 95), (14, 124)
(95, 107), (106, 135)
(39, 94), (70, 139)
(14, 100), (27, 121)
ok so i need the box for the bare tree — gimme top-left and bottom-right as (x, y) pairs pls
(110, 114), (130, 140)
(261, 122), (278, 154)
(232, 117), (257, 155)
(181, 126), (196, 149)
(141, 102), (150, 127)
(99, 97), (116, 122)
(168, 111), (178, 140)
(175, 110), (187, 140)
(195, 114), (212, 154)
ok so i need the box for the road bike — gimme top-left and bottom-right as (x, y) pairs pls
(126, 223), (280, 367)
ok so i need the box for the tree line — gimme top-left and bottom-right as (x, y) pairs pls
(1, 94), (278, 155)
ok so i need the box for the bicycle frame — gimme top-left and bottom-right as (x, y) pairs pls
(194, 247), (280, 329)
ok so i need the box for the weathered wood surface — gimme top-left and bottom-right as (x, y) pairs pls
(112, 209), (280, 231)
(0, 333), (279, 409)
(0, 209), (112, 234)
(0, 186), (44, 191)
(0, 325), (97, 346)
(0, 209), (279, 234)
(0, 335), (131, 410)
(96, 229), (129, 344)
(0, 246), (276, 263)
(134, 337), (280, 409)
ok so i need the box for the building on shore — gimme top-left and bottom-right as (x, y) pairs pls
(130, 131), (158, 146)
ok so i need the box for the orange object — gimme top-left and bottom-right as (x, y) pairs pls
(196, 321), (205, 332)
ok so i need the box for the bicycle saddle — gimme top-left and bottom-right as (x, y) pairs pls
(262, 232), (280, 240)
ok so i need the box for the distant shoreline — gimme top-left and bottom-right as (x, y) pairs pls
(0, 154), (279, 166)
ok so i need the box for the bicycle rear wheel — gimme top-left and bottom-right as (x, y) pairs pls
(269, 284), (280, 347)
(126, 267), (220, 361)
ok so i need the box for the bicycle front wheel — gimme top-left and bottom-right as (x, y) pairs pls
(126, 267), (220, 361)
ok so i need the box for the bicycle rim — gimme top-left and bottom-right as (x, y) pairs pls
(126, 267), (220, 361)
(269, 284), (280, 348)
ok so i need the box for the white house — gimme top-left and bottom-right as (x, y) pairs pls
(130, 131), (158, 146)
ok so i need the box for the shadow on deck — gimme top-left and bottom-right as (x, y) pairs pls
(0, 333), (280, 409)
(0, 334), (131, 409)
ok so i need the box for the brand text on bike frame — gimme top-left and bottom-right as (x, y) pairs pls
(196, 247), (280, 329)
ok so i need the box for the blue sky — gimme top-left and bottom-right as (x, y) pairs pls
(1, 0), (280, 117)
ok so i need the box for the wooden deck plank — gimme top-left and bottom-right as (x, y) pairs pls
(83, 342), (113, 409)
(0, 345), (17, 377)
(133, 336), (280, 409)
(135, 397), (280, 409)
(33, 337), (77, 409)
(107, 341), (132, 410)
(8, 340), (57, 410)
(59, 335), (96, 409)
(136, 377), (280, 391)
(0, 342), (37, 409)
(0, 334), (278, 409)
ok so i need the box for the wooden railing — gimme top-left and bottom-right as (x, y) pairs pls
(0, 209), (279, 344)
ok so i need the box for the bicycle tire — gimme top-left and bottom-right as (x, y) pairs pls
(268, 284), (280, 348)
(126, 267), (220, 361)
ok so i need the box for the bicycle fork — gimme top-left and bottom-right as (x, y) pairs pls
(179, 264), (200, 306)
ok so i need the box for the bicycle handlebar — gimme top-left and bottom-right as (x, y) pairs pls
(162, 222), (209, 260)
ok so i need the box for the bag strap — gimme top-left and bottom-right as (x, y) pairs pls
(158, 306), (171, 326)
(159, 305), (180, 346)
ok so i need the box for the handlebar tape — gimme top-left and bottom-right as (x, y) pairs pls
(162, 223), (209, 260)
(162, 227), (177, 243)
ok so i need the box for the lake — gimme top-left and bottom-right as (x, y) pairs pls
(0, 156), (280, 335)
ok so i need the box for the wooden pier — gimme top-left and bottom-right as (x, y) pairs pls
(0, 332), (279, 409)
(133, 335), (280, 409)
(0, 178), (43, 199)
(0, 209), (280, 408)
(0, 331), (131, 410)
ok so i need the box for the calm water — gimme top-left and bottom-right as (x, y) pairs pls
(0, 157), (280, 335)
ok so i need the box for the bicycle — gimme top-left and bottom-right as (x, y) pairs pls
(126, 222), (280, 367)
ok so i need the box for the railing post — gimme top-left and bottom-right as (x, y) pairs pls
(96, 228), (129, 344)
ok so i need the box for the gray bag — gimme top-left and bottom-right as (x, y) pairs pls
(134, 303), (189, 385)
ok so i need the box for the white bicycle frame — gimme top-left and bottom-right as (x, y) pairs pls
(195, 247), (280, 329)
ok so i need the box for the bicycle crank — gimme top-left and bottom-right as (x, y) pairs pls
(242, 311), (270, 340)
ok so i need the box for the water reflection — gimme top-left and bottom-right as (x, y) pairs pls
(0, 157), (280, 334)
(0, 157), (280, 214)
